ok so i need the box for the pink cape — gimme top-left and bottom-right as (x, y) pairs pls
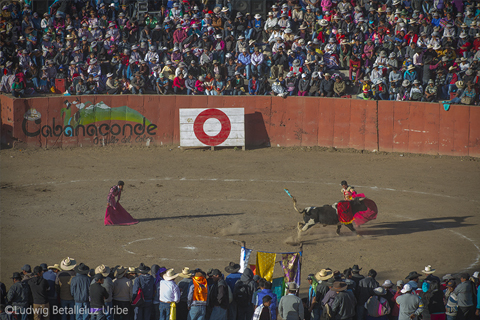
(353, 198), (378, 227)
(104, 203), (138, 226)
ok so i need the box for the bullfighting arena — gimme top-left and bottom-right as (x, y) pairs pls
(1, 146), (479, 287)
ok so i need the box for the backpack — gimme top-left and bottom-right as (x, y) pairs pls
(234, 281), (252, 307)
(366, 296), (390, 317)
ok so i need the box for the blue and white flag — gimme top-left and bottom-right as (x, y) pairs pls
(239, 246), (252, 273)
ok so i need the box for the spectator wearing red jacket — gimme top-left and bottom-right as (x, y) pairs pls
(173, 73), (186, 94)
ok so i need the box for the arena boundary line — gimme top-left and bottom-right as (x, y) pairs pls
(12, 177), (478, 203)
(121, 234), (238, 261)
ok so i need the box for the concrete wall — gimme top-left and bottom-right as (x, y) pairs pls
(1, 95), (479, 157)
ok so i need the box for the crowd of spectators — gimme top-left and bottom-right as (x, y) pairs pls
(1, 260), (480, 320)
(1, 0), (480, 104)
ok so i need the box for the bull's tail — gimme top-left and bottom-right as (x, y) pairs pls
(292, 196), (306, 214)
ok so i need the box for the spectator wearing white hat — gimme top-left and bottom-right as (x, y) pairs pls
(395, 284), (424, 320)
(159, 269), (180, 320)
(264, 12), (278, 32)
(409, 80), (423, 101)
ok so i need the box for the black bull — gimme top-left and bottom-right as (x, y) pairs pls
(296, 199), (368, 235)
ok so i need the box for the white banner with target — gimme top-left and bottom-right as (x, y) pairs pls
(179, 108), (245, 147)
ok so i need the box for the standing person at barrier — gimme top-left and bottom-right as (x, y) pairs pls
(105, 181), (138, 226)
(159, 269), (180, 320)
(177, 268), (193, 320)
(357, 270), (379, 320)
(395, 285), (424, 320)
(112, 267), (133, 320)
(331, 282), (357, 320)
(225, 263), (242, 320)
(453, 273), (475, 320)
(187, 272), (208, 320)
(234, 268), (256, 320)
(7, 272), (30, 320)
(254, 279), (277, 320)
(278, 283), (304, 320)
(209, 269), (229, 320)
(28, 266), (50, 320)
(133, 264), (155, 320)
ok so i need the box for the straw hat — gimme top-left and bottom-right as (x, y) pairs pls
(95, 265), (111, 277)
(315, 269), (333, 281)
(163, 269), (179, 281)
(455, 81), (464, 89)
(48, 263), (62, 271)
(422, 265), (436, 274)
(60, 257), (77, 271)
(178, 267), (193, 278)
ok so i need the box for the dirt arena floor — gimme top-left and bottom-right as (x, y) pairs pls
(1, 146), (479, 293)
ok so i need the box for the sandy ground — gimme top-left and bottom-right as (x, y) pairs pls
(1, 146), (479, 293)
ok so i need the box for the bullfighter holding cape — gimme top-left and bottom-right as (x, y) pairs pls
(104, 181), (138, 226)
(285, 181), (377, 235)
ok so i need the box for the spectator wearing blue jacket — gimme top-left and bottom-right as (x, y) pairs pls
(70, 263), (91, 320)
(237, 49), (252, 80)
(404, 65), (418, 83)
(287, 51), (304, 68)
(132, 263), (155, 320)
(254, 279), (278, 320)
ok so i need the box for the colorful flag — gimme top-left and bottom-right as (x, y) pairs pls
(250, 264), (256, 275)
(281, 253), (301, 286)
(256, 252), (276, 282)
(239, 247), (252, 273)
(272, 277), (285, 302)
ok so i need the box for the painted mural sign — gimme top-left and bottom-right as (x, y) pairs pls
(22, 100), (157, 144)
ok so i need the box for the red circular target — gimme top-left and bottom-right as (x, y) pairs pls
(193, 109), (231, 146)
